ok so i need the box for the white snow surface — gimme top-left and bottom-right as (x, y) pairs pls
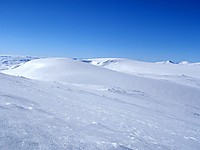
(83, 58), (200, 78)
(83, 58), (200, 88)
(0, 57), (200, 149)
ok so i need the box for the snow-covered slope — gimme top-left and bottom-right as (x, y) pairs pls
(82, 58), (200, 88)
(156, 60), (177, 64)
(1, 57), (200, 149)
(2, 57), (140, 86)
(82, 58), (200, 78)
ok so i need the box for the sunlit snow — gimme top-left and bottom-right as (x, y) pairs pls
(0, 57), (200, 149)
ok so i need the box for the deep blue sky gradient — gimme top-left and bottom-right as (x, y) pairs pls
(0, 0), (200, 62)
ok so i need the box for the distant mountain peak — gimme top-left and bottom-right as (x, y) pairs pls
(0, 55), (40, 70)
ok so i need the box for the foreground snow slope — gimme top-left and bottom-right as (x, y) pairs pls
(1, 58), (200, 149)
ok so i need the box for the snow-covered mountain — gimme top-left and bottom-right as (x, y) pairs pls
(156, 60), (177, 64)
(82, 58), (200, 78)
(0, 55), (39, 70)
(82, 58), (200, 88)
(0, 57), (200, 149)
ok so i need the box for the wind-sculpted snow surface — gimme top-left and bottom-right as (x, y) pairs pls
(1, 58), (200, 149)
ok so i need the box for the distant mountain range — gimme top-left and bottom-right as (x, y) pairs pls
(0, 55), (40, 70)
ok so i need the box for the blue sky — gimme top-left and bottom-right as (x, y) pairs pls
(0, 0), (199, 62)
